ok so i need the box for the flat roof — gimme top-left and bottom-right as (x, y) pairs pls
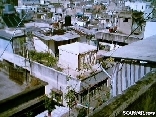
(33, 31), (80, 41)
(0, 71), (25, 101)
(0, 29), (24, 40)
(58, 42), (97, 54)
(103, 35), (156, 62)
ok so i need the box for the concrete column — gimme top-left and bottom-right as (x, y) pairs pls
(121, 63), (126, 91)
(145, 66), (151, 74)
(112, 64), (118, 97)
(134, 65), (139, 82)
(127, 64), (131, 87)
(117, 65), (122, 94)
(140, 65), (144, 79)
(130, 64), (135, 86)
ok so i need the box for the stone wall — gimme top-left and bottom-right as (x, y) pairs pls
(89, 71), (156, 117)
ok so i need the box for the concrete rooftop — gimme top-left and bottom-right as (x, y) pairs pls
(103, 35), (156, 62)
(58, 42), (97, 54)
(0, 71), (26, 101)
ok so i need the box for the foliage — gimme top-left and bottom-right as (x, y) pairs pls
(64, 87), (77, 108)
(53, 29), (65, 35)
(77, 108), (87, 117)
(132, 10), (146, 26)
(56, 67), (63, 72)
(19, 38), (26, 56)
(29, 50), (57, 67)
(100, 57), (115, 69)
(25, 111), (33, 117)
(44, 95), (56, 112)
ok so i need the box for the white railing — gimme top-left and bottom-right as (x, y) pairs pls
(112, 62), (156, 96)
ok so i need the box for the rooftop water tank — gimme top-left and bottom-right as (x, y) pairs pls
(3, 4), (15, 14)
(65, 15), (72, 26)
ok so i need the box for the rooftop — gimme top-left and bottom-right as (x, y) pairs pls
(0, 29), (25, 40)
(33, 31), (80, 41)
(0, 71), (26, 101)
(103, 35), (156, 63)
(58, 42), (97, 55)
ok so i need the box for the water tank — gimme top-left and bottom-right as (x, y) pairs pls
(3, 4), (15, 14)
(65, 15), (71, 26)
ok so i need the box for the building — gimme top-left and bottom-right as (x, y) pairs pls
(57, 42), (111, 108)
(125, 1), (153, 19)
(144, 21), (156, 39)
(58, 42), (97, 72)
(117, 11), (133, 35)
(103, 35), (156, 96)
(33, 30), (80, 57)
(0, 29), (25, 54)
(18, 0), (40, 6)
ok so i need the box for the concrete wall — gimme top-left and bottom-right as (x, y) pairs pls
(33, 37), (55, 56)
(0, 38), (13, 54)
(0, 51), (111, 106)
(111, 62), (156, 97)
(118, 17), (132, 35)
(59, 49), (78, 70)
(95, 31), (141, 44)
(144, 22), (156, 39)
(89, 71), (156, 117)
(0, 81), (46, 116)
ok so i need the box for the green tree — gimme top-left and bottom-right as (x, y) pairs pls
(64, 89), (76, 108)
(132, 10), (146, 32)
(77, 108), (87, 117)
(44, 95), (56, 116)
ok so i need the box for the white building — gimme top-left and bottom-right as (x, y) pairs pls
(144, 21), (156, 39)
(125, 1), (153, 19)
(56, 42), (111, 107)
(58, 42), (97, 73)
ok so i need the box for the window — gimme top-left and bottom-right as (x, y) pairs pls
(123, 18), (128, 22)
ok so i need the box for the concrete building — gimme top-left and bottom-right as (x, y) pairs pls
(125, 1), (153, 19)
(0, 29), (25, 54)
(33, 31), (80, 57)
(18, 0), (40, 6)
(117, 11), (133, 35)
(58, 42), (97, 73)
(103, 35), (156, 96)
(57, 42), (111, 107)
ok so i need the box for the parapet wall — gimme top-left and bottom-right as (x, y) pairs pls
(89, 71), (156, 117)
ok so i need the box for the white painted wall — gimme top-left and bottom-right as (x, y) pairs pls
(59, 49), (78, 70)
(33, 37), (55, 56)
(25, 22), (50, 28)
(144, 22), (156, 39)
(125, 1), (153, 19)
(33, 37), (49, 53)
